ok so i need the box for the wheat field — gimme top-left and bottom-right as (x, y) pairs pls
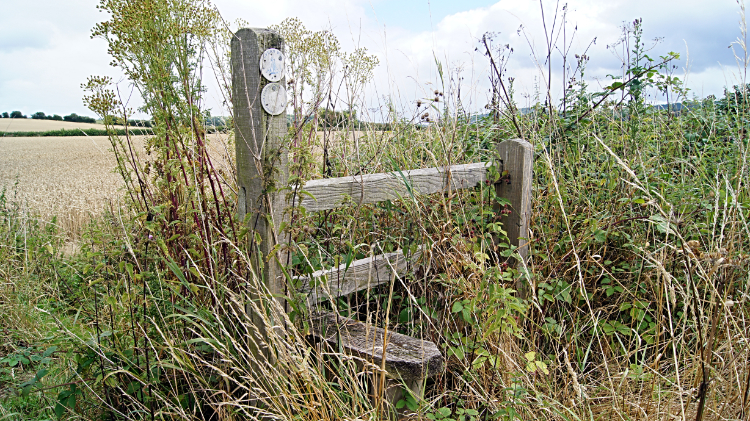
(0, 118), (108, 132)
(0, 133), (234, 236)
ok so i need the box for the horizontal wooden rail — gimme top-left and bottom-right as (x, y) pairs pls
(294, 162), (492, 212)
(298, 248), (424, 303)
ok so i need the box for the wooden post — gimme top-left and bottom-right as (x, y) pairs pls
(495, 139), (533, 292)
(232, 29), (289, 323)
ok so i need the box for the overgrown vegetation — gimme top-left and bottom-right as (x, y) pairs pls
(1, 1), (749, 421)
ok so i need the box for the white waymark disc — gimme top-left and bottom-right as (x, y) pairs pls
(260, 48), (285, 82)
(261, 83), (287, 116)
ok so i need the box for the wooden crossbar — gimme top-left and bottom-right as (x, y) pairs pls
(297, 248), (424, 303)
(294, 162), (491, 212)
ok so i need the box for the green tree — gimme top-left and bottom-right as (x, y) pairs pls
(63, 113), (96, 123)
(31, 111), (46, 119)
(9, 111), (25, 118)
(0, 112), (7, 118)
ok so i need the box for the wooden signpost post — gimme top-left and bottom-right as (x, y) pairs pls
(231, 28), (289, 362)
(232, 28), (288, 304)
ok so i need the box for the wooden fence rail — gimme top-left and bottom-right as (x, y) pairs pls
(293, 162), (489, 211)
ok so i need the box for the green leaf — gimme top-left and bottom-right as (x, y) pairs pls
(451, 301), (463, 313)
(438, 407), (452, 417)
(649, 214), (676, 235)
(406, 393), (418, 411)
(66, 393), (76, 409)
(36, 368), (49, 380)
(536, 361), (550, 375)
(55, 402), (66, 418)
(450, 346), (465, 360)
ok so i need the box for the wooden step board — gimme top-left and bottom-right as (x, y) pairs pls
(297, 248), (424, 304)
(310, 311), (444, 383)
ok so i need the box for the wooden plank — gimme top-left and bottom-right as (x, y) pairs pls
(298, 248), (423, 303)
(310, 311), (444, 382)
(294, 162), (490, 212)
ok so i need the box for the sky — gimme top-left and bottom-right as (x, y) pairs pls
(0, 0), (747, 120)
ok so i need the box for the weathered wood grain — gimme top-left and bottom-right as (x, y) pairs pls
(233, 28), (289, 304)
(298, 248), (424, 303)
(294, 162), (490, 212)
(495, 138), (533, 295)
(310, 311), (444, 382)
(233, 28), (289, 361)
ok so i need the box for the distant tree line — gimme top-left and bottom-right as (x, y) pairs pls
(1, 111), (26, 118)
(101, 116), (153, 127)
(204, 116), (229, 127)
(0, 111), (97, 123)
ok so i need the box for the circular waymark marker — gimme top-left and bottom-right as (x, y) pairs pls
(260, 48), (285, 82)
(261, 83), (287, 116)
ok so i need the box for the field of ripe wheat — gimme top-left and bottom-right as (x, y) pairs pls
(0, 118), (108, 132)
(0, 134), (234, 236)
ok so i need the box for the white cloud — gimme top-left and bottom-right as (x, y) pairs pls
(0, 0), (123, 116)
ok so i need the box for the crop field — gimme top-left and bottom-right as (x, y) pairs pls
(0, 118), (107, 132)
(0, 135), (126, 235)
(0, 133), (234, 236)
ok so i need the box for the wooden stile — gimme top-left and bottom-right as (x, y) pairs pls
(232, 28), (289, 365)
(311, 311), (444, 404)
(495, 138), (533, 295)
(294, 140), (534, 300)
(233, 26), (533, 417)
